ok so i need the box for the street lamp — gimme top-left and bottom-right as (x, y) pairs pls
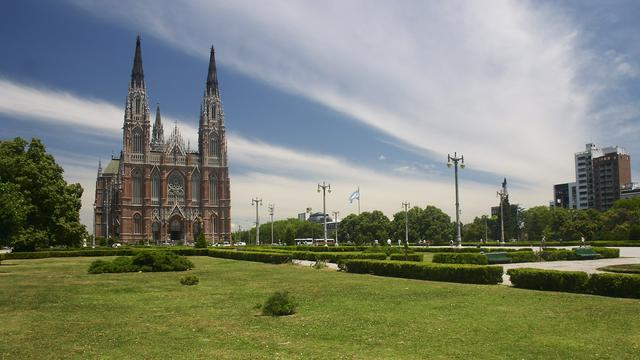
(318, 182), (331, 246)
(268, 203), (275, 245)
(497, 189), (506, 245)
(332, 211), (340, 246)
(447, 152), (465, 247)
(402, 202), (410, 254)
(251, 198), (262, 245)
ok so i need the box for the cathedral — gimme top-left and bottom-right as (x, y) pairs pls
(94, 37), (231, 244)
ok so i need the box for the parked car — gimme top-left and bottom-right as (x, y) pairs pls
(236, 242), (247, 246)
(111, 243), (122, 248)
(222, 242), (231, 247)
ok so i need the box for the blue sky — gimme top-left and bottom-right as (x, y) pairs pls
(1, 0), (639, 230)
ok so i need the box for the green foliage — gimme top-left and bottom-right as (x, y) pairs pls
(291, 251), (387, 263)
(261, 291), (297, 316)
(180, 275), (200, 286)
(598, 264), (640, 274)
(389, 253), (423, 262)
(312, 260), (327, 269)
(590, 247), (619, 259)
(0, 138), (86, 250)
(507, 268), (589, 293)
(340, 211), (392, 245)
(629, 224), (640, 240)
(506, 251), (539, 263)
(341, 259), (503, 284)
(208, 249), (291, 264)
(432, 253), (489, 265)
(508, 268), (640, 299)
(87, 252), (193, 274)
(194, 231), (207, 248)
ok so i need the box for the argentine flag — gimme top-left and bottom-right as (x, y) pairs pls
(349, 189), (360, 203)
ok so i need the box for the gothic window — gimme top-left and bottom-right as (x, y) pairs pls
(209, 175), (218, 205)
(135, 97), (141, 114)
(151, 172), (160, 204)
(133, 213), (142, 234)
(168, 172), (185, 205)
(191, 171), (200, 202)
(211, 216), (217, 237)
(132, 169), (142, 204)
(132, 128), (143, 153)
(209, 136), (219, 157)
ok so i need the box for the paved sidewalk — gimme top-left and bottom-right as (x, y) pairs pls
(292, 259), (339, 270)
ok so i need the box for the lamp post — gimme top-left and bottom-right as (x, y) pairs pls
(268, 203), (275, 245)
(317, 182), (331, 246)
(402, 202), (410, 255)
(447, 152), (465, 247)
(92, 204), (96, 248)
(497, 189), (506, 245)
(251, 198), (262, 245)
(332, 211), (340, 246)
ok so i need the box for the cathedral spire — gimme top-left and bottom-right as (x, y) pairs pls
(130, 35), (145, 89)
(206, 46), (219, 97)
(97, 159), (102, 176)
(152, 103), (164, 149)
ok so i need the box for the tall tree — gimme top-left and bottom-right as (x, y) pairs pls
(0, 138), (86, 250)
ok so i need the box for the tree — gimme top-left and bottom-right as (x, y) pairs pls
(0, 138), (87, 250)
(339, 211), (391, 245)
(194, 231), (207, 248)
(462, 215), (493, 242)
(418, 206), (454, 242)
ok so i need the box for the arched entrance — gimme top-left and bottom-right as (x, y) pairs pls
(193, 221), (202, 242)
(152, 222), (161, 244)
(170, 218), (183, 242)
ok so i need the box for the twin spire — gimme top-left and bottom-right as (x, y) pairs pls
(130, 35), (145, 89)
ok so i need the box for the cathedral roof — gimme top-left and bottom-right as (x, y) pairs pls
(102, 159), (120, 175)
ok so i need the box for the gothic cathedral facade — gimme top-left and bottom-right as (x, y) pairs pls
(94, 37), (231, 244)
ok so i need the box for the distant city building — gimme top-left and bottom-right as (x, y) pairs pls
(94, 37), (231, 245)
(555, 143), (632, 211)
(593, 149), (631, 211)
(307, 212), (333, 224)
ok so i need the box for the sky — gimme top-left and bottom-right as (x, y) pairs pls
(1, 0), (639, 231)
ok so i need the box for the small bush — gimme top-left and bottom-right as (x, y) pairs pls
(88, 251), (193, 274)
(507, 268), (589, 293)
(194, 232), (207, 248)
(341, 259), (503, 284)
(261, 291), (297, 316)
(432, 253), (488, 265)
(180, 275), (200, 286)
(587, 273), (640, 298)
(389, 253), (423, 262)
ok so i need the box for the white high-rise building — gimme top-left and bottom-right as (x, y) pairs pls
(574, 143), (602, 209)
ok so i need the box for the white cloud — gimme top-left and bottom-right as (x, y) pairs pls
(2, 77), (550, 231)
(378, 154), (386, 161)
(72, 0), (589, 189)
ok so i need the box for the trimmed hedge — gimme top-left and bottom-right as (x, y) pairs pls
(276, 245), (368, 253)
(591, 247), (620, 259)
(507, 268), (640, 298)
(432, 253), (488, 265)
(88, 251), (194, 274)
(507, 268), (588, 293)
(291, 251), (387, 263)
(412, 247), (482, 253)
(587, 273), (640, 298)
(340, 259), (503, 284)
(207, 249), (291, 264)
(389, 253), (423, 262)
(6, 249), (140, 259)
(506, 251), (539, 263)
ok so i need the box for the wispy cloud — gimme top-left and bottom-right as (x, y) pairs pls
(72, 0), (591, 187)
(1, 77), (529, 229)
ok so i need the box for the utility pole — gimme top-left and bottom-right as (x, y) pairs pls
(332, 211), (340, 246)
(251, 198), (262, 245)
(268, 203), (275, 245)
(447, 152), (465, 247)
(317, 182), (331, 246)
(497, 190), (506, 245)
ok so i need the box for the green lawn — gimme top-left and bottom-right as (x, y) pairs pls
(1, 257), (639, 359)
(598, 264), (640, 274)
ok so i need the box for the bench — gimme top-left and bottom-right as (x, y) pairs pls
(485, 252), (511, 264)
(574, 247), (600, 260)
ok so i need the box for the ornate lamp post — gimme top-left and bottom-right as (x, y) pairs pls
(402, 202), (410, 255)
(332, 211), (340, 246)
(447, 152), (465, 247)
(251, 198), (262, 245)
(268, 203), (275, 245)
(317, 182), (331, 246)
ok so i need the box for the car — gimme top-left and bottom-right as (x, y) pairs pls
(236, 242), (246, 246)
(111, 243), (122, 248)
(222, 242), (231, 247)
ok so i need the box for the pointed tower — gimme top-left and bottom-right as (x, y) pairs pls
(123, 35), (151, 161)
(198, 46), (231, 242)
(151, 103), (164, 150)
(97, 159), (102, 177)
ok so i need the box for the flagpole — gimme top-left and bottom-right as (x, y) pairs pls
(358, 186), (360, 214)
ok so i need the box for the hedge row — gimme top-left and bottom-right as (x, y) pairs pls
(591, 247), (620, 259)
(207, 249), (291, 264)
(432, 253), (488, 265)
(88, 252), (194, 274)
(506, 251), (540, 263)
(411, 247), (532, 253)
(340, 259), (503, 284)
(291, 251), (387, 263)
(5, 249), (141, 259)
(276, 245), (368, 253)
(540, 248), (620, 261)
(389, 253), (424, 262)
(507, 268), (640, 298)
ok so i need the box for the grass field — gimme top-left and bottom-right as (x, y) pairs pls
(598, 263), (640, 274)
(1, 257), (639, 359)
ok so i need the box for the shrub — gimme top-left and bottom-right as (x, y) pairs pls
(180, 275), (200, 286)
(432, 253), (488, 265)
(340, 259), (503, 284)
(506, 251), (539, 263)
(194, 232), (208, 248)
(389, 253), (423, 262)
(208, 249), (291, 264)
(87, 257), (137, 274)
(88, 251), (193, 274)
(291, 251), (387, 263)
(540, 250), (577, 261)
(507, 268), (589, 293)
(587, 273), (640, 298)
(590, 247), (619, 259)
(412, 247), (482, 253)
(261, 291), (297, 316)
